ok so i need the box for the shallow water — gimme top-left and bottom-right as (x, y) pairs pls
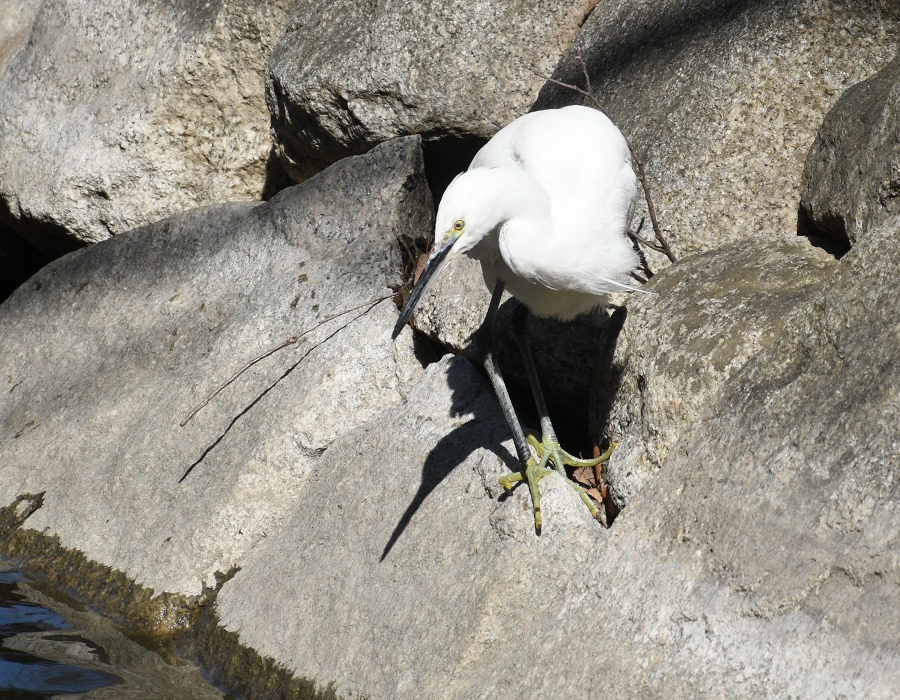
(0, 565), (230, 699)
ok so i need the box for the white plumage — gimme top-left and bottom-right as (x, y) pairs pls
(431, 104), (639, 319)
(393, 105), (642, 530)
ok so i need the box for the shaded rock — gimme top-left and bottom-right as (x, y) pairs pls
(595, 240), (836, 508)
(0, 136), (430, 598)
(801, 54), (900, 245)
(266, 0), (597, 182)
(536, 0), (899, 267)
(0, 0), (296, 254)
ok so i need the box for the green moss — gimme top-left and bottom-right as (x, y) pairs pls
(0, 504), (200, 639)
(192, 605), (341, 700)
(0, 492), (345, 698)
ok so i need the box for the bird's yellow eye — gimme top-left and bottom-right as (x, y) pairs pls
(453, 219), (465, 232)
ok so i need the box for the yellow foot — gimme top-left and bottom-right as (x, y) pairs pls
(498, 435), (616, 530)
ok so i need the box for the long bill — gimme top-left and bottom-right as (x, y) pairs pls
(391, 239), (457, 339)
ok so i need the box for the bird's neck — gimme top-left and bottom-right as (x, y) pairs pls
(495, 169), (550, 222)
(480, 172), (565, 280)
(460, 168), (552, 264)
(497, 213), (554, 276)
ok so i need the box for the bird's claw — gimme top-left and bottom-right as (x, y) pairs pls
(498, 435), (617, 529)
(499, 454), (552, 530)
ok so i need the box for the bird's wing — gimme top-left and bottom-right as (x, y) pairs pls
(510, 251), (644, 296)
(470, 122), (522, 170)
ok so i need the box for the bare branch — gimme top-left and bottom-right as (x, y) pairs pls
(627, 218), (655, 278)
(578, 52), (597, 108)
(521, 64), (596, 103)
(180, 293), (395, 427)
(628, 231), (666, 254)
(634, 158), (676, 262)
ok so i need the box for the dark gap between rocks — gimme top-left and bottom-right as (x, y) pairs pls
(421, 134), (486, 209)
(261, 144), (297, 201)
(0, 223), (56, 303)
(796, 207), (851, 259)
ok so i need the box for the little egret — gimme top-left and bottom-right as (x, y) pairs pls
(393, 105), (641, 530)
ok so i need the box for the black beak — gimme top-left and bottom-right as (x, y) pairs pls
(391, 242), (455, 339)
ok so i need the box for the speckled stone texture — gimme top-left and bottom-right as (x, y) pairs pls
(0, 0), (295, 254)
(641, 215), (900, 689)
(0, 0), (40, 73)
(801, 53), (900, 245)
(265, 0), (598, 181)
(0, 137), (429, 598)
(594, 239), (836, 508)
(536, 0), (899, 269)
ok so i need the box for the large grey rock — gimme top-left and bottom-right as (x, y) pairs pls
(536, 0), (899, 268)
(633, 214), (900, 690)
(801, 54), (900, 246)
(598, 240), (836, 508)
(266, 0), (595, 181)
(208, 238), (900, 698)
(209, 355), (605, 699)
(0, 136), (430, 598)
(0, 0), (295, 255)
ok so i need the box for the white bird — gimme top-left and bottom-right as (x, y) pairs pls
(393, 105), (641, 530)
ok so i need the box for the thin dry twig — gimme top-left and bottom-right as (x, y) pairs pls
(179, 293), (395, 427)
(524, 53), (678, 266)
(627, 218), (654, 279)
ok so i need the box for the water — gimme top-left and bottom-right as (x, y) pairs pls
(0, 566), (230, 699)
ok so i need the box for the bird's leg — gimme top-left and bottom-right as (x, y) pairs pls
(479, 284), (533, 466)
(479, 285), (553, 529)
(510, 304), (611, 523)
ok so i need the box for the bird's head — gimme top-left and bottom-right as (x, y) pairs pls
(391, 167), (546, 339)
(433, 166), (548, 255)
(391, 170), (493, 338)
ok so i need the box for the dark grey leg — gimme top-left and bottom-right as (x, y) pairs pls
(511, 304), (557, 445)
(508, 303), (608, 527)
(479, 282), (531, 467)
(480, 291), (607, 530)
